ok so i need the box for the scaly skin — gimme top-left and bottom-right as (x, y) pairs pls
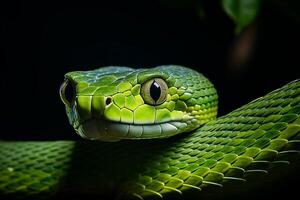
(63, 66), (218, 141)
(0, 66), (299, 200)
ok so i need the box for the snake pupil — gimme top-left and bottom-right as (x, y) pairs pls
(150, 81), (161, 102)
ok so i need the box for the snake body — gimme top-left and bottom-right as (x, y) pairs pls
(0, 65), (300, 199)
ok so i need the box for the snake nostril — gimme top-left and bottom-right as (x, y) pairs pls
(106, 97), (112, 105)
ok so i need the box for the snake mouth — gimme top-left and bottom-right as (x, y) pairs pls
(75, 118), (189, 141)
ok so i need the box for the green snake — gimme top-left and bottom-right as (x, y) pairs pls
(0, 65), (299, 199)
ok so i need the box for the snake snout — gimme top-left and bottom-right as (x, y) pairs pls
(75, 95), (108, 122)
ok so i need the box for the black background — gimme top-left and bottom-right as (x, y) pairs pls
(1, 1), (300, 199)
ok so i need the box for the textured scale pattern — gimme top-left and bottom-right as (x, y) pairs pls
(0, 79), (299, 199)
(64, 65), (218, 140)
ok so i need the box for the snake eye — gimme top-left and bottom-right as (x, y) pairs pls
(141, 78), (168, 105)
(59, 78), (76, 106)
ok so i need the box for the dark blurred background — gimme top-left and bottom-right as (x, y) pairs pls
(1, 0), (299, 140)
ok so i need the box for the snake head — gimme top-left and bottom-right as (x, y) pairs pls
(59, 65), (218, 141)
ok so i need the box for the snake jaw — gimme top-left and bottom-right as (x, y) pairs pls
(69, 95), (194, 141)
(75, 118), (190, 141)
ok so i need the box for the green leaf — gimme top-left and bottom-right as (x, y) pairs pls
(221, 0), (261, 33)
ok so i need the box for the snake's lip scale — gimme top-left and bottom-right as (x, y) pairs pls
(74, 118), (187, 129)
(74, 118), (189, 141)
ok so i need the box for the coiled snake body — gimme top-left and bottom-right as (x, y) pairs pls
(0, 65), (299, 199)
